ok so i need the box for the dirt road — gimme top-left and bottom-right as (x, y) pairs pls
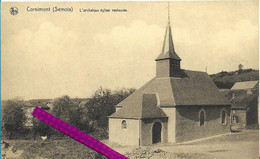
(112, 129), (259, 159)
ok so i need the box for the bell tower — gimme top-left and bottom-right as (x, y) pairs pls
(155, 3), (181, 78)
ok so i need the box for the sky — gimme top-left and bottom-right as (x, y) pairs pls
(1, 1), (259, 100)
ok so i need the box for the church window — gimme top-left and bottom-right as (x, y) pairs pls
(199, 109), (205, 126)
(122, 120), (127, 129)
(221, 110), (227, 125)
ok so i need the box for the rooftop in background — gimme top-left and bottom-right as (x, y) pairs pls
(231, 81), (258, 90)
(222, 89), (258, 110)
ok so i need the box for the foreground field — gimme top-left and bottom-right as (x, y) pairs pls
(2, 129), (259, 159)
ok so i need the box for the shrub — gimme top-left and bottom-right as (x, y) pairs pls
(1, 98), (27, 139)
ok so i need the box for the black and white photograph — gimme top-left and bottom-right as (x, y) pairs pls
(1, 1), (259, 159)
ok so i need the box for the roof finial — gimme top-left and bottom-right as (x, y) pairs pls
(168, 2), (170, 25)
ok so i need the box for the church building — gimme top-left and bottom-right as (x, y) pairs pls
(108, 19), (231, 146)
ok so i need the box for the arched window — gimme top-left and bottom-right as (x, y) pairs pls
(199, 110), (205, 126)
(221, 110), (227, 125)
(121, 120), (127, 129)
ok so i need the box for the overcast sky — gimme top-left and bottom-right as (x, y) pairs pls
(2, 1), (259, 100)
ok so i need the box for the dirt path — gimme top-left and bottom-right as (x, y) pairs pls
(112, 130), (259, 159)
(156, 141), (258, 159)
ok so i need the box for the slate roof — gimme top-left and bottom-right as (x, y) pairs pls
(231, 94), (258, 109)
(231, 81), (258, 90)
(110, 94), (167, 119)
(222, 89), (258, 110)
(109, 70), (230, 119)
(219, 89), (231, 97)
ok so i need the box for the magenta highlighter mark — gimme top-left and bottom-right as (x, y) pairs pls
(32, 106), (128, 159)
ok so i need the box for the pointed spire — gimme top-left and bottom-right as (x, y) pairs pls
(155, 3), (181, 61)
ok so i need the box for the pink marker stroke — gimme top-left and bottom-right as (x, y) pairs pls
(32, 106), (128, 159)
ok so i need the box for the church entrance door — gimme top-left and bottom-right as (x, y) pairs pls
(152, 122), (162, 144)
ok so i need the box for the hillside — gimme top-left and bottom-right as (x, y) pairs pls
(210, 69), (259, 89)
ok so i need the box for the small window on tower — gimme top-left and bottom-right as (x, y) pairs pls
(122, 120), (127, 129)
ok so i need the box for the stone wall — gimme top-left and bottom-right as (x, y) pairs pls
(246, 99), (258, 125)
(175, 105), (231, 142)
(232, 110), (247, 127)
(161, 107), (176, 143)
(24, 107), (34, 127)
(231, 98), (258, 128)
(109, 118), (140, 146)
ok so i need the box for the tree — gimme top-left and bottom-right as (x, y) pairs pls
(51, 95), (92, 132)
(238, 64), (244, 74)
(2, 98), (27, 139)
(32, 116), (53, 138)
(85, 87), (135, 133)
(238, 64), (244, 70)
(51, 95), (75, 121)
(85, 88), (113, 133)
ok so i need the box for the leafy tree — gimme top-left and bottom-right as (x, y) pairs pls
(51, 95), (92, 132)
(51, 95), (75, 121)
(2, 98), (27, 139)
(85, 87), (135, 133)
(238, 64), (244, 74)
(238, 64), (244, 71)
(32, 117), (53, 138)
(85, 88), (112, 133)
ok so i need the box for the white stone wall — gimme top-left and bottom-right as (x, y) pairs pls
(109, 118), (140, 146)
(24, 107), (34, 127)
(161, 107), (176, 143)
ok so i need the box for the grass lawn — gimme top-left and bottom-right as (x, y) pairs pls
(4, 138), (104, 159)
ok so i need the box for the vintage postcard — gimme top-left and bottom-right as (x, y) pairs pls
(1, 1), (259, 159)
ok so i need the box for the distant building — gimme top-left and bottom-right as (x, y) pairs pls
(23, 102), (35, 127)
(108, 19), (231, 146)
(28, 99), (52, 110)
(24, 100), (53, 127)
(231, 81), (258, 92)
(223, 81), (259, 128)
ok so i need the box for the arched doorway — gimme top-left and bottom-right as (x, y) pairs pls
(152, 122), (162, 144)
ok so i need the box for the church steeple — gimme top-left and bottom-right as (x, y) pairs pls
(155, 3), (182, 78)
(155, 23), (181, 61)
